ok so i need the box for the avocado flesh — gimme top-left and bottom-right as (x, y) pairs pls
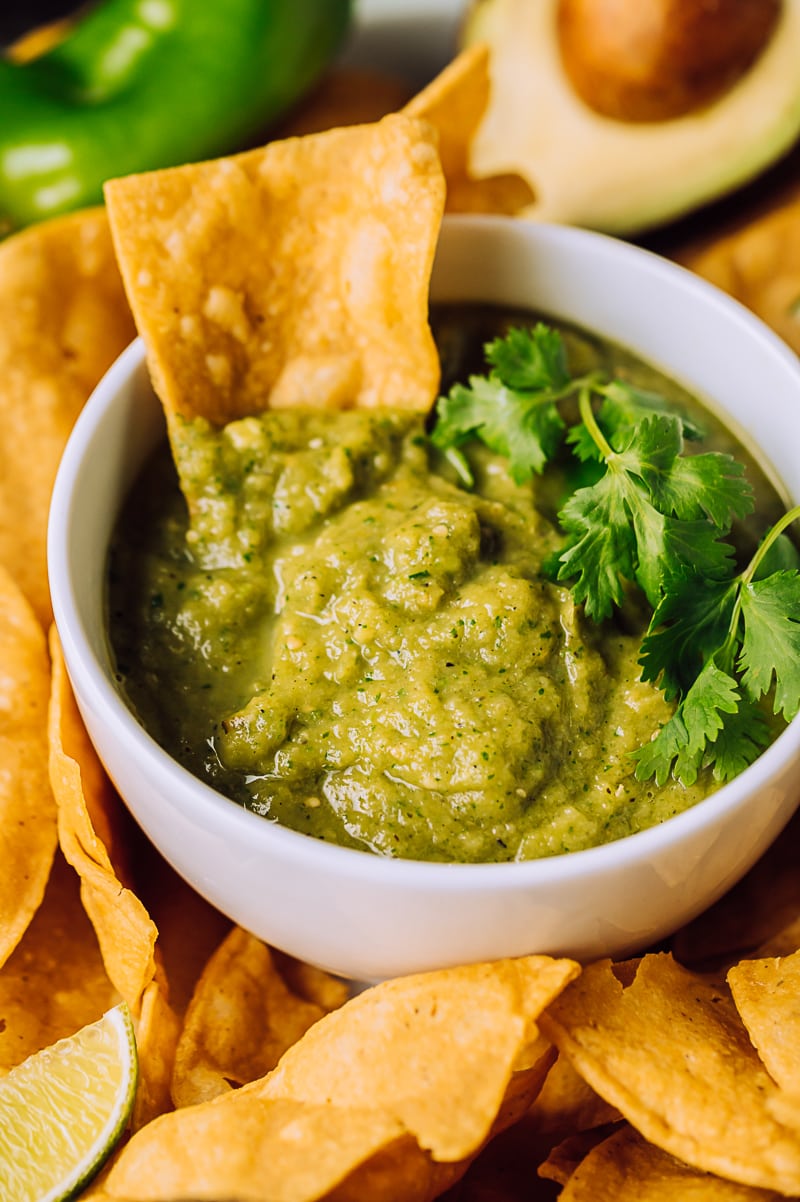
(463, 0), (800, 235)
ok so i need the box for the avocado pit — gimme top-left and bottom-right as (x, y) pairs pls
(557, 0), (782, 122)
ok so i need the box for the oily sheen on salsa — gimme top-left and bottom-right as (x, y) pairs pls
(107, 307), (785, 863)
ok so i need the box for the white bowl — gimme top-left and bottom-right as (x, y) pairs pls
(48, 215), (800, 982)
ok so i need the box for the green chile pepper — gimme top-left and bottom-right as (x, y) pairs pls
(0, 0), (352, 235)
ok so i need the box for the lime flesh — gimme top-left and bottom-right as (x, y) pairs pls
(0, 1002), (138, 1202)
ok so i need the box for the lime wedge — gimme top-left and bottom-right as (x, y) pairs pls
(0, 1002), (138, 1202)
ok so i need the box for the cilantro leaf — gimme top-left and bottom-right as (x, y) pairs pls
(485, 324), (570, 391)
(598, 380), (705, 443)
(614, 412), (684, 480)
(648, 452), (753, 528)
(565, 418), (603, 464)
(658, 518), (738, 586)
(632, 659), (741, 786)
(704, 698), (772, 782)
(738, 572), (800, 720)
(556, 472), (637, 620)
(431, 375), (565, 482)
(614, 415), (753, 529)
(430, 325), (570, 483)
(429, 320), (800, 788)
(638, 576), (737, 701)
(557, 416), (740, 616)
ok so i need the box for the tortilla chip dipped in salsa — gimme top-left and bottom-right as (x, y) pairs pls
(104, 113), (446, 426)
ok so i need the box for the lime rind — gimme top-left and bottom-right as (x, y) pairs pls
(0, 1002), (138, 1202)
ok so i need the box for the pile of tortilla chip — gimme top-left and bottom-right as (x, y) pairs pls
(3, 43), (800, 1202)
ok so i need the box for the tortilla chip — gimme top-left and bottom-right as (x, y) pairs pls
(0, 566), (57, 970)
(728, 949), (800, 1095)
(527, 1052), (621, 1137)
(405, 44), (535, 216)
(676, 189), (800, 355)
(271, 948), (350, 1014)
(0, 208), (135, 626)
(540, 953), (800, 1194)
(538, 1123), (623, 1188)
(0, 849), (117, 1073)
(47, 628), (158, 1015)
(102, 956), (577, 1201)
(171, 927), (344, 1108)
(104, 113), (445, 425)
(108, 1094), (428, 1202)
(128, 836), (233, 1020)
(273, 67), (413, 138)
(557, 1125), (780, 1201)
(132, 977), (181, 1131)
(260, 956), (576, 1161)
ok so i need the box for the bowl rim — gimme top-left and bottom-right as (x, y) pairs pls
(48, 214), (800, 890)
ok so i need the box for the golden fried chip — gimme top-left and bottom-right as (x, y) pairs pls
(728, 949), (800, 1094)
(0, 208), (135, 626)
(171, 927), (344, 1108)
(271, 947), (350, 1013)
(558, 1125), (780, 1201)
(101, 956), (578, 1202)
(528, 1053), (621, 1137)
(129, 836), (232, 1019)
(261, 956), (577, 1160)
(405, 44), (535, 216)
(47, 629), (158, 1015)
(538, 1123), (623, 1188)
(106, 1094), (422, 1202)
(273, 67), (413, 138)
(540, 953), (800, 1194)
(104, 114), (445, 425)
(132, 977), (181, 1131)
(0, 566), (57, 970)
(0, 850), (117, 1072)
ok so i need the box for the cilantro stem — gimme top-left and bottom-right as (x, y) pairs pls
(577, 384), (614, 461)
(443, 445), (475, 488)
(741, 503), (800, 587)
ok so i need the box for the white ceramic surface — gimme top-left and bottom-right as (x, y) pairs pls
(48, 216), (800, 982)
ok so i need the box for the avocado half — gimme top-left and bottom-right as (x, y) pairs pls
(463, 0), (800, 235)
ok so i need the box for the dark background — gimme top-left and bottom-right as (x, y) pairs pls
(0, 0), (80, 47)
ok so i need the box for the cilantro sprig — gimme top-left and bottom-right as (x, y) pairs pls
(430, 323), (800, 786)
(431, 324), (573, 484)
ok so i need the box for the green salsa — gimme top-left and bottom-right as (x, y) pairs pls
(107, 308), (786, 863)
